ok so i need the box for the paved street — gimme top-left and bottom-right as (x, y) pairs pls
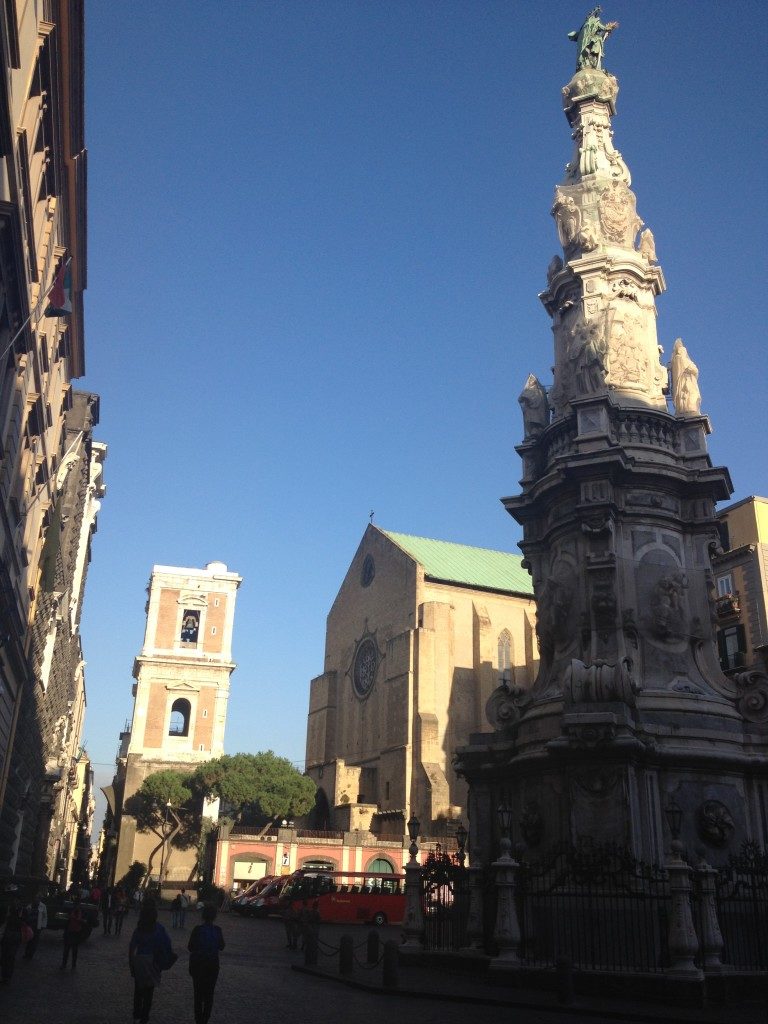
(0, 909), (757, 1024)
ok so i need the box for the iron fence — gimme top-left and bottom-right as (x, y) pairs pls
(516, 840), (670, 973)
(420, 851), (470, 951)
(712, 843), (768, 970)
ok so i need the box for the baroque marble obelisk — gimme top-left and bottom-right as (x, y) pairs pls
(457, 12), (768, 868)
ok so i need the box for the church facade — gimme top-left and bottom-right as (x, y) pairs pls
(305, 525), (537, 836)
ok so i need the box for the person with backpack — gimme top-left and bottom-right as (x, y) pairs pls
(187, 904), (225, 1024)
(128, 899), (176, 1024)
(60, 898), (85, 970)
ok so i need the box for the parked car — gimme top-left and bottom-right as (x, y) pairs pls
(45, 893), (99, 933)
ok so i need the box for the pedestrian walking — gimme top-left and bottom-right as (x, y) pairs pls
(60, 899), (85, 970)
(100, 886), (113, 935)
(0, 902), (25, 983)
(113, 888), (127, 936)
(171, 892), (182, 929)
(178, 888), (190, 928)
(187, 904), (225, 1024)
(22, 895), (47, 960)
(128, 899), (176, 1024)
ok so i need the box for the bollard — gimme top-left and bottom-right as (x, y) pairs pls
(366, 928), (380, 965)
(339, 933), (354, 975)
(304, 929), (318, 967)
(556, 957), (574, 1005)
(382, 940), (399, 989)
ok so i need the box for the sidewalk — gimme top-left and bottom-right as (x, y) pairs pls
(293, 946), (768, 1024)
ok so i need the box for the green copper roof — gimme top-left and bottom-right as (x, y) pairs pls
(381, 530), (533, 596)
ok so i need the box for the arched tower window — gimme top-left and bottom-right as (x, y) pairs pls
(498, 630), (512, 676)
(169, 698), (191, 737)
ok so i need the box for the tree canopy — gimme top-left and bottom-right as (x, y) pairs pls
(189, 751), (316, 824)
(124, 768), (192, 833)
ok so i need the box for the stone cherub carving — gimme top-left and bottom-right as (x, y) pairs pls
(669, 338), (702, 416)
(568, 7), (619, 71)
(518, 373), (550, 438)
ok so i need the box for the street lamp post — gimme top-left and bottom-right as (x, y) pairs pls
(402, 814), (424, 951)
(663, 801), (702, 979)
(490, 802), (522, 970)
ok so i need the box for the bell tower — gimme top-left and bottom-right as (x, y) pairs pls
(128, 562), (242, 762)
(113, 561), (242, 884)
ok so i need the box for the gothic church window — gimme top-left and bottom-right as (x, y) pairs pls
(169, 698), (191, 736)
(498, 629), (512, 681)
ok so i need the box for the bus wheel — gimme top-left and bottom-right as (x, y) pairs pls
(372, 912), (387, 926)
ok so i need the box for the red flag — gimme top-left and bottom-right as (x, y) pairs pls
(45, 258), (72, 316)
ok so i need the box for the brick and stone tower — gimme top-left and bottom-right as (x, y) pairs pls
(456, 14), (768, 869)
(112, 562), (242, 883)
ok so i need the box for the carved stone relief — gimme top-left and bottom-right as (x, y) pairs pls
(605, 304), (648, 390)
(568, 316), (607, 395)
(520, 802), (544, 847)
(649, 572), (689, 641)
(564, 657), (637, 705)
(598, 182), (641, 246)
(536, 569), (577, 659)
(697, 800), (735, 848)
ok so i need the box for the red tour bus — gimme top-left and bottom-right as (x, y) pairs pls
(278, 869), (406, 926)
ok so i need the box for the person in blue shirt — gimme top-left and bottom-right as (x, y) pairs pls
(128, 899), (176, 1024)
(187, 904), (225, 1024)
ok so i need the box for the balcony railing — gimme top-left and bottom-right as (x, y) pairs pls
(721, 650), (747, 672)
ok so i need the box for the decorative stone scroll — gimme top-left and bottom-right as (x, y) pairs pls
(485, 683), (530, 731)
(733, 670), (768, 724)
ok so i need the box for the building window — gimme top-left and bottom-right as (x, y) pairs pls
(717, 575), (733, 597)
(214, 597), (220, 607)
(498, 629), (512, 682)
(368, 857), (394, 874)
(210, 626), (217, 636)
(199, 744), (205, 751)
(718, 624), (747, 672)
(169, 698), (191, 736)
(361, 554), (375, 588)
(202, 709), (208, 718)
(180, 609), (200, 644)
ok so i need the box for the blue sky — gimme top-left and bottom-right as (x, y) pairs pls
(79, 2), (768, 806)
